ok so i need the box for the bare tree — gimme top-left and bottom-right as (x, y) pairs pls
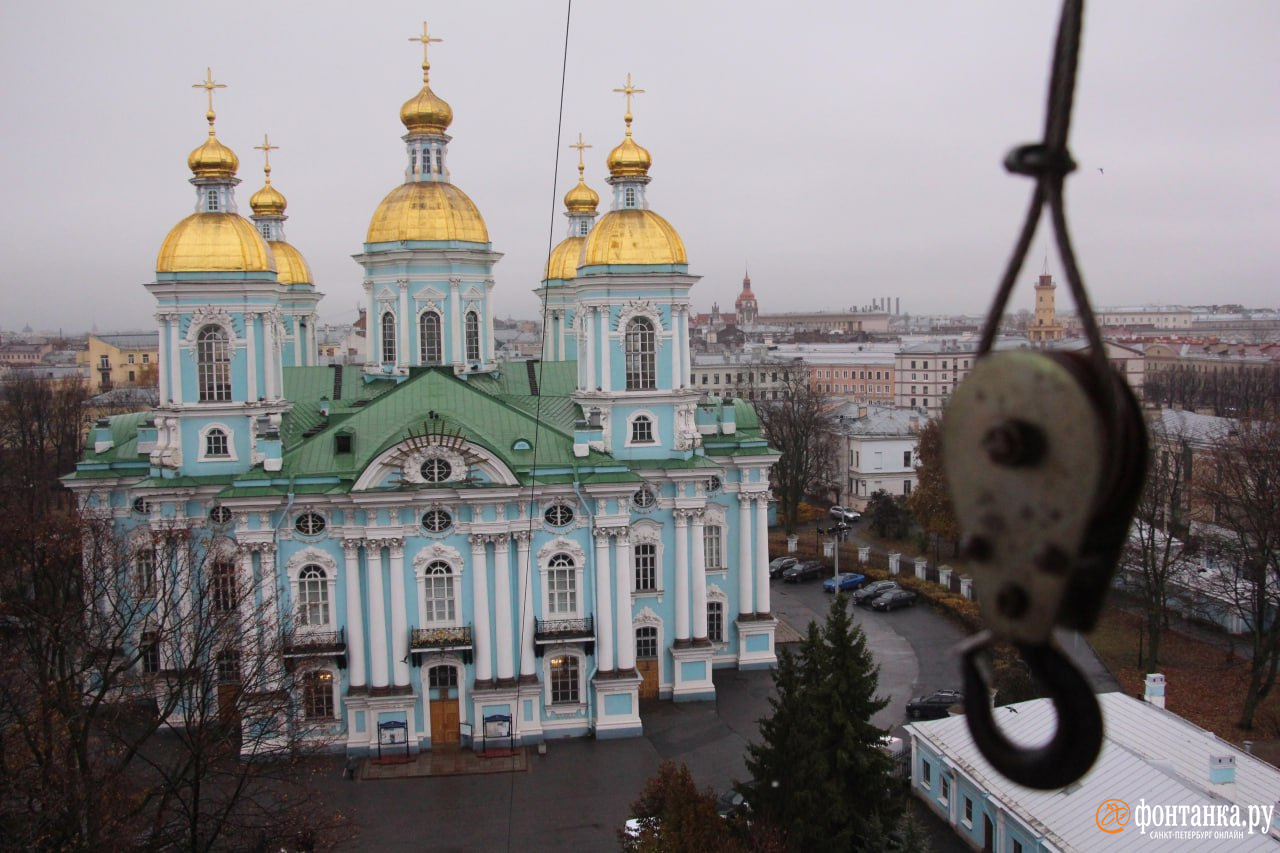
(755, 370), (837, 534)
(906, 419), (959, 561)
(1194, 414), (1280, 730)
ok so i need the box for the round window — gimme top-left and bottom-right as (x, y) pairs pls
(132, 497), (151, 515)
(295, 512), (326, 536)
(632, 487), (656, 510)
(209, 505), (232, 525)
(705, 476), (723, 493)
(422, 508), (453, 533)
(544, 503), (574, 527)
(420, 457), (453, 483)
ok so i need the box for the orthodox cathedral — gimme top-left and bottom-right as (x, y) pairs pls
(67, 28), (778, 754)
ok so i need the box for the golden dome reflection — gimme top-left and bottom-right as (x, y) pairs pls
(579, 209), (686, 268)
(157, 213), (276, 273)
(367, 181), (489, 244)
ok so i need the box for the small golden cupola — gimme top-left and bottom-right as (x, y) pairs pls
(249, 135), (313, 287)
(367, 23), (488, 245)
(156, 69), (275, 274)
(545, 133), (600, 281)
(580, 73), (687, 269)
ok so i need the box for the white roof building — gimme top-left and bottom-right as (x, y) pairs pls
(907, 692), (1280, 851)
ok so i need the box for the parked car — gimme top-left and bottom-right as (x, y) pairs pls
(782, 560), (825, 583)
(870, 589), (918, 611)
(906, 689), (964, 720)
(829, 506), (862, 523)
(852, 580), (900, 607)
(768, 556), (798, 579)
(823, 571), (867, 593)
(716, 786), (751, 819)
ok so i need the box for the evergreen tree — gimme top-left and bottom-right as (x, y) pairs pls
(866, 489), (912, 540)
(744, 597), (901, 852)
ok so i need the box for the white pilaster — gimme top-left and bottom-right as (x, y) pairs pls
(156, 313), (170, 403)
(485, 279), (496, 363)
(598, 305), (611, 392)
(397, 280), (410, 369)
(682, 309), (692, 387)
(470, 534), (493, 683)
(245, 312), (258, 401)
(366, 543), (389, 689)
(515, 532), (536, 679)
(169, 315), (183, 402)
(343, 540), (367, 689)
(690, 511), (708, 640)
(614, 531), (635, 671)
(594, 529), (615, 672)
(262, 313), (277, 400)
(260, 547), (283, 690)
(738, 494), (753, 617)
(389, 540), (409, 687)
(669, 306), (682, 390)
(585, 306), (597, 390)
(755, 494), (771, 614)
(674, 512), (690, 641)
(450, 278), (463, 367)
(494, 535), (514, 681)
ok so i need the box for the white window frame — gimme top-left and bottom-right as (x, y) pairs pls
(465, 311), (481, 362)
(380, 310), (396, 364)
(419, 310), (443, 365)
(624, 317), (657, 390)
(300, 666), (339, 720)
(197, 422), (237, 462)
(133, 546), (157, 599)
(702, 504), (728, 572)
(630, 521), (664, 594)
(286, 548), (339, 634)
(419, 560), (458, 627)
(196, 325), (232, 402)
(625, 410), (661, 448)
(707, 599), (725, 644)
(544, 649), (586, 708)
(537, 539), (586, 619)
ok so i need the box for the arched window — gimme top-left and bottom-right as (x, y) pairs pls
(297, 565), (330, 627)
(205, 427), (229, 458)
(631, 414), (655, 444)
(210, 560), (237, 613)
(625, 318), (656, 390)
(422, 561), (455, 625)
(196, 325), (231, 402)
(546, 554), (577, 615)
(624, 186), (637, 208)
(381, 311), (396, 364)
(465, 311), (480, 362)
(133, 548), (156, 598)
(420, 312), (443, 365)
(548, 654), (581, 705)
(302, 669), (335, 719)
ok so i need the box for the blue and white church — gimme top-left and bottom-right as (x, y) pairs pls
(68, 32), (779, 755)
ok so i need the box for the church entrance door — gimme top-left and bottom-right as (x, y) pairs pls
(636, 627), (660, 701)
(428, 664), (461, 746)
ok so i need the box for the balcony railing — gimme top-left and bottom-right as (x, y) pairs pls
(282, 627), (346, 657)
(534, 616), (594, 642)
(410, 625), (473, 651)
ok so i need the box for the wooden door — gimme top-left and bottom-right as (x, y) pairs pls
(637, 658), (660, 700)
(430, 698), (460, 745)
(217, 683), (241, 729)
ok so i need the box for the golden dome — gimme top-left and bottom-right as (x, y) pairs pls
(564, 177), (599, 214)
(188, 134), (239, 181)
(401, 85), (453, 135)
(366, 181), (488, 243)
(580, 209), (686, 267)
(156, 213), (276, 273)
(269, 240), (312, 285)
(606, 135), (651, 179)
(545, 236), (584, 280)
(250, 180), (287, 217)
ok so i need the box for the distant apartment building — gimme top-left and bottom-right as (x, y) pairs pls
(753, 310), (891, 335)
(80, 332), (159, 391)
(828, 402), (922, 508)
(1091, 305), (1195, 330)
(771, 343), (897, 405)
(1145, 340), (1279, 379)
(690, 351), (797, 401)
(893, 341), (981, 414)
(0, 341), (54, 367)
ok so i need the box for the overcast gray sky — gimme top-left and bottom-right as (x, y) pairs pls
(2, 1), (1276, 334)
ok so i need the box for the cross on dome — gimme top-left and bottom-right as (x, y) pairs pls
(254, 134), (279, 175)
(192, 67), (226, 132)
(409, 22), (442, 84)
(569, 133), (592, 172)
(612, 72), (645, 133)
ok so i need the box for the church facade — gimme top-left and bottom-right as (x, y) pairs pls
(67, 32), (779, 755)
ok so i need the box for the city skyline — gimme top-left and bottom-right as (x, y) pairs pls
(2, 1), (1276, 332)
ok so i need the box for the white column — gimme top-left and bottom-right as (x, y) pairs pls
(365, 283), (376, 368)
(598, 305), (611, 392)
(755, 495), (771, 614)
(557, 311), (566, 361)
(585, 306), (597, 390)
(493, 535), (515, 681)
(470, 535), (493, 683)
(260, 547), (283, 690)
(594, 529), (615, 672)
(450, 279), (463, 366)
(737, 493), (753, 618)
(690, 511), (709, 640)
(614, 531), (635, 671)
(389, 540), (410, 687)
(366, 543), (389, 689)
(674, 512), (690, 642)
(262, 313), (277, 401)
(398, 280), (410, 368)
(245, 312), (258, 401)
(169, 314), (183, 402)
(515, 532), (536, 679)
(343, 540), (367, 689)
(156, 314), (170, 403)
(669, 307), (682, 390)
(484, 279), (496, 363)
(682, 309), (693, 387)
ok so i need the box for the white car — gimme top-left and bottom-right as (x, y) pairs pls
(829, 506), (861, 523)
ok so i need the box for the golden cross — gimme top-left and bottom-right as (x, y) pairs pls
(612, 72), (645, 117)
(192, 67), (226, 122)
(255, 134), (279, 175)
(409, 22), (442, 80)
(569, 133), (592, 171)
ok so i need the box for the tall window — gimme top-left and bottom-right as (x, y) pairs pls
(634, 543), (657, 592)
(302, 669), (334, 719)
(465, 311), (480, 362)
(423, 561), (455, 625)
(196, 326), (231, 402)
(380, 311), (396, 364)
(140, 631), (160, 674)
(205, 427), (229, 458)
(636, 626), (658, 659)
(624, 186), (637, 208)
(549, 655), (580, 704)
(707, 601), (724, 643)
(631, 415), (655, 444)
(217, 649), (241, 684)
(624, 318), (656, 390)
(546, 554), (577, 615)
(205, 188), (220, 211)
(704, 525), (723, 570)
(434, 150), (443, 173)
(133, 548), (156, 598)
(420, 311), (443, 364)
(297, 565), (330, 627)
(210, 560), (236, 613)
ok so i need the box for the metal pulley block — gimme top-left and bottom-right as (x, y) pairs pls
(942, 349), (1146, 789)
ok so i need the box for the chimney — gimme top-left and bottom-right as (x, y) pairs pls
(1144, 673), (1166, 709)
(857, 405), (868, 419)
(1209, 753), (1237, 785)
(896, 297), (900, 315)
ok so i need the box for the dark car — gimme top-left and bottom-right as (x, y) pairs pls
(716, 786), (751, 819)
(782, 560), (825, 583)
(870, 589), (918, 611)
(852, 580), (900, 607)
(823, 572), (867, 593)
(768, 556), (798, 579)
(906, 689), (964, 720)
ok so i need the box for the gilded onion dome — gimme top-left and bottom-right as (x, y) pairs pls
(157, 213), (276, 273)
(249, 174), (287, 217)
(269, 240), (313, 285)
(545, 134), (599, 279)
(188, 134), (239, 181)
(545, 237), (585, 280)
(564, 174), (599, 214)
(606, 135), (651, 179)
(248, 136), (311, 285)
(367, 182), (488, 243)
(580, 209), (687, 266)
(400, 23), (453, 135)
